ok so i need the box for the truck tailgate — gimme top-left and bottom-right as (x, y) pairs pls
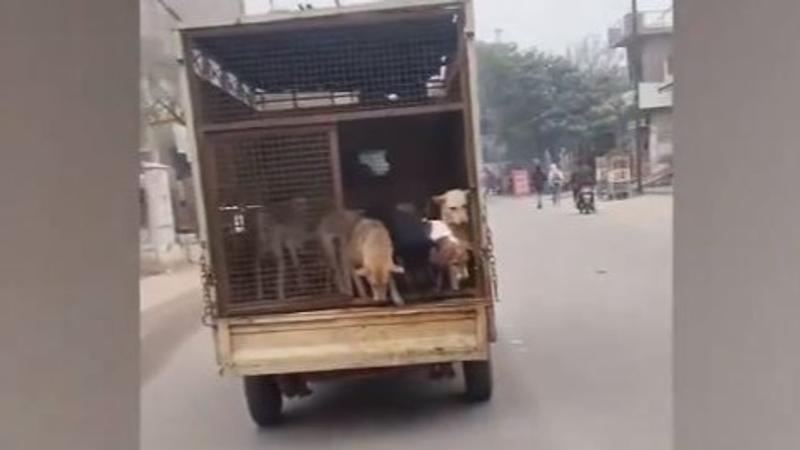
(214, 300), (490, 376)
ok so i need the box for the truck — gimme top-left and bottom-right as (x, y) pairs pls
(178, 0), (498, 426)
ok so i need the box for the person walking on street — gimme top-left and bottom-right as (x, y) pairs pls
(482, 167), (496, 197)
(531, 165), (547, 209)
(547, 163), (565, 206)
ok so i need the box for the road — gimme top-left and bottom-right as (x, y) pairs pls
(141, 194), (672, 450)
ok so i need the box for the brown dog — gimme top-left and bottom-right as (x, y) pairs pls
(316, 208), (363, 295)
(346, 219), (405, 305)
(427, 220), (470, 292)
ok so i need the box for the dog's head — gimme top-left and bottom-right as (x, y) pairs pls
(433, 189), (470, 226)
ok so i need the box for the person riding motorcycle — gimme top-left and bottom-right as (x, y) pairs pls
(570, 165), (596, 207)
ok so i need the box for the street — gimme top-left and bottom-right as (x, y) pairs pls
(141, 194), (672, 450)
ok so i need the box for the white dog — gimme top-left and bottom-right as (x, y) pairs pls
(432, 189), (472, 244)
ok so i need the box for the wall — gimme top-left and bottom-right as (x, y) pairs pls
(648, 110), (673, 170)
(0, 1), (139, 448)
(675, 0), (800, 448)
(641, 34), (672, 83)
(140, 0), (241, 159)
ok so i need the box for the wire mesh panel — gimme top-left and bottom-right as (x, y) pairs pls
(185, 6), (464, 125)
(206, 128), (344, 312)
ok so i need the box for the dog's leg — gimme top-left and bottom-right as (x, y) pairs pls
(320, 235), (339, 293)
(338, 243), (354, 296)
(433, 267), (445, 293)
(389, 278), (404, 306)
(352, 270), (368, 299)
(330, 237), (349, 295)
(288, 240), (305, 292)
(335, 237), (357, 297)
(448, 265), (460, 291)
(274, 238), (286, 301)
(255, 255), (264, 301)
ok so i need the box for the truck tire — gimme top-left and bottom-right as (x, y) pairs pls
(462, 359), (493, 402)
(243, 375), (283, 427)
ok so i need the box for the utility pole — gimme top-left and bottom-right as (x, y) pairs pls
(494, 28), (504, 43)
(630, 0), (644, 194)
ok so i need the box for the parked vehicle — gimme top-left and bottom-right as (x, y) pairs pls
(179, 0), (497, 427)
(595, 154), (633, 200)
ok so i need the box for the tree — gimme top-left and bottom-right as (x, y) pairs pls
(477, 40), (630, 166)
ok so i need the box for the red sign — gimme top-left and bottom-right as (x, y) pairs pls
(511, 170), (531, 196)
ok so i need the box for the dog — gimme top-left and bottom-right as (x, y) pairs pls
(364, 204), (435, 292)
(253, 197), (313, 301)
(432, 189), (470, 225)
(426, 220), (470, 292)
(346, 218), (405, 305)
(432, 189), (472, 244)
(316, 208), (363, 295)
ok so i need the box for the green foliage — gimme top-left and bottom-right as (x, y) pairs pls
(477, 41), (631, 164)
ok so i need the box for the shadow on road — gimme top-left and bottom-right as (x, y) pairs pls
(273, 372), (480, 429)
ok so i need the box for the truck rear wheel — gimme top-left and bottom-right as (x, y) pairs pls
(462, 359), (493, 402)
(243, 375), (283, 427)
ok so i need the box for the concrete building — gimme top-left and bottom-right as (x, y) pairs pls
(140, 0), (241, 271)
(609, 8), (673, 178)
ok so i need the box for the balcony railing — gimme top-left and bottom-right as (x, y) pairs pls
(608, 9), (673, 47)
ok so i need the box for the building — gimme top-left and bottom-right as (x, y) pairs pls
(609, 8), (673, 178)
(140, 0), (241, 271)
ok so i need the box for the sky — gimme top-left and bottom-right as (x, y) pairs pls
(243, 0), (672, 54)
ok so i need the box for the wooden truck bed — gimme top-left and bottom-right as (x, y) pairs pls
(214, 298), (491, 376)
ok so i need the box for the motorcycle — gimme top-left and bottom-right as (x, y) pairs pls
(576, 185), (596, 214)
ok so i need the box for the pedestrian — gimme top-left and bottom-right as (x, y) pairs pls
(502, 172), (513, 195)
(530, 165), (547, 209)
(547, 163), (565, 205)
(482, 167), (497, 197)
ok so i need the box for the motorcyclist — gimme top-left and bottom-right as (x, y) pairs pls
(570, 164), (596, 206)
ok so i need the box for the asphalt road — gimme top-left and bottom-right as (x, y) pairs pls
(141, 194), (672, 450)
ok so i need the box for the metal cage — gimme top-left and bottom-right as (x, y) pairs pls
(184, 2), (484, 316)
(184, 5), (465, 125)
(205, 127), (346, 313)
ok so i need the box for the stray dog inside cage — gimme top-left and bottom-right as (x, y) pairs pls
(253, 197), (314, 301)
(426, 219), (471, 292)
(316, 208), (363, 296)
(346, 218), (405, 305)
(188, 4), (488, 313)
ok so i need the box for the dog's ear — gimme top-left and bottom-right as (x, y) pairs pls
(461, 189), (471, 200)
(432, 194), (446, 205)
(355, 267), (369, 278)
(391, 264), (405, 274)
